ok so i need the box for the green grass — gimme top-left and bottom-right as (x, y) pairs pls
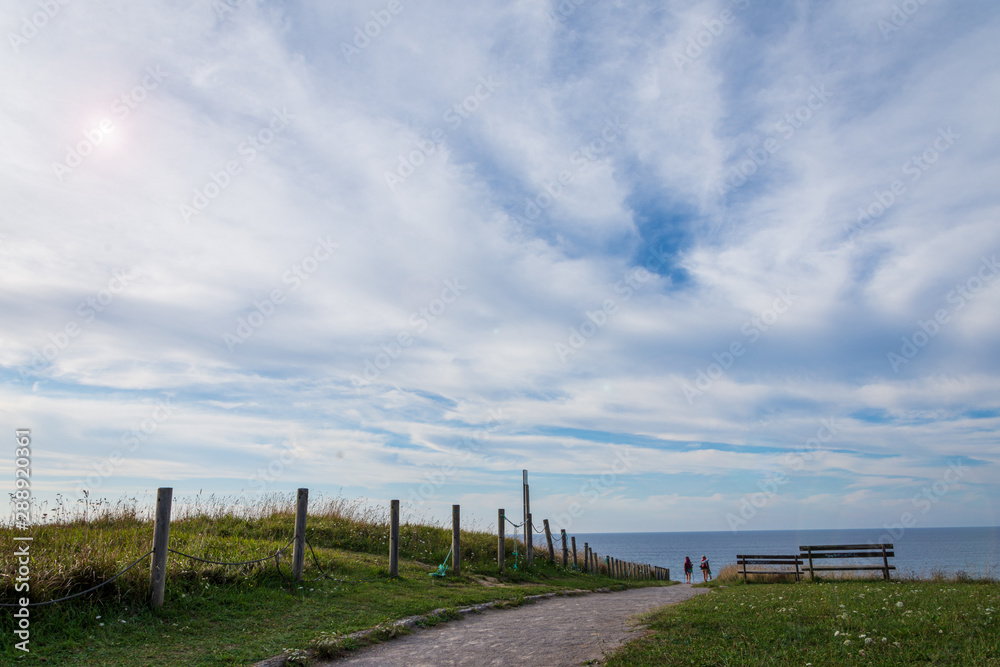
(606, 578), (1000, 666)
(1, 493), (660, 665)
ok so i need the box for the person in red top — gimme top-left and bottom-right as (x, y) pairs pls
(700, 555), (711, 581)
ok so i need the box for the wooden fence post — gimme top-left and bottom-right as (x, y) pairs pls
(543, 519), (555, 563)
(560, 529), (568, 568)
(497, 508), (505, 573)
(571, 536), (578, 570)
(526, 509), (534, 566)
(292, 488), (308, 581)
(583, 543), (589, 573)
(149, 487), (172, 608)
(523, 472), (532, 567)
(389, 499), (400, 578)
(452, 504), (461, 575)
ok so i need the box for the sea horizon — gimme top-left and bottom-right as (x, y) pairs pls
(557, 526), (1000, 580)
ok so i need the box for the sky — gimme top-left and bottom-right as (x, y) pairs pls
(2, 0), (998, 535)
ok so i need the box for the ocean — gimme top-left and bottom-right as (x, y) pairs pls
(564, 526), (1000, 580)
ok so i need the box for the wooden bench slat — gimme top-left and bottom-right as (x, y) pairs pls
(804, 565), (896, 571)
(737, 554), (801, 559)
(799, 543), (895, 581)
(804, 551), (894, 559)
(738, 559), (801, 565)
(799, 544), (893, 550)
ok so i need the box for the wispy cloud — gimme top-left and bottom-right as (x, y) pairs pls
(2, 0), (998, 532)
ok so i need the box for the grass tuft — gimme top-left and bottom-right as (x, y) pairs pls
(1, 492), (663, 665)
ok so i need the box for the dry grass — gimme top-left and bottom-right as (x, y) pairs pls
(2, 491), (613, 603)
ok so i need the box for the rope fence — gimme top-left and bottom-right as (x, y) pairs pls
(0, 549), (153, 608)
(3, 475), (670, 611)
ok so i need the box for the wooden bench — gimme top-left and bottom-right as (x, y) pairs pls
(736, 554), (802, 582)
(800, 544), (895, 580)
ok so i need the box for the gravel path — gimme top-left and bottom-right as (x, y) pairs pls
(314, 584), (709, 667)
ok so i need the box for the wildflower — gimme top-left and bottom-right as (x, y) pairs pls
(844, 639), (851, 645)
(896, 601), (904, 607)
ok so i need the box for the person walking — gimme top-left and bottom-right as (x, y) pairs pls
(683, 556), (693, 583)
(700, 555), (711, 582)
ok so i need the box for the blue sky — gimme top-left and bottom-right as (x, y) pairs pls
(2, 0), (998, 533)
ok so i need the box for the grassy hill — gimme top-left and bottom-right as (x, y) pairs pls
(1, 493), (657, 665)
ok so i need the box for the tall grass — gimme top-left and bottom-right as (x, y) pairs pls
(1, 492), (574, 604)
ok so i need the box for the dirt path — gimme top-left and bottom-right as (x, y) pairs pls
(314, 584), (709, 666)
